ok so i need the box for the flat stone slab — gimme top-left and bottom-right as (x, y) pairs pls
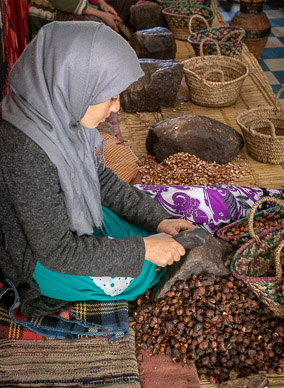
(151, 228), (232, 302)
(130, 27), (176, 59)
(120, 59), (183, 113)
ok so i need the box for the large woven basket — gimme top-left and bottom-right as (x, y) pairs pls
(187, 15), (245, 57)
(162, 4), (215, 40)
(230, 198), (284, 318)
(182, 39), (249, 107)
(236, 86), (284, 165)
(217, 196), (284, 249)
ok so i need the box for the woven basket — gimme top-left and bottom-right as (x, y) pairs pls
(162, 4), (215, 40)
(217, 196), (284, 249)
(187, 15), (245, 57)
(157, 0), (211, 9)
(231, 228), (284, 318)
(236, 86), (284, 165)
(182, 38), (249, 107)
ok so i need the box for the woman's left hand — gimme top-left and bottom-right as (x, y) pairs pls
(157, 219), (195, 237)
(97, 0), (118, 16)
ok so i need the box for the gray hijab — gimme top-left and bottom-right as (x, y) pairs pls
(1, 21), (144, 236)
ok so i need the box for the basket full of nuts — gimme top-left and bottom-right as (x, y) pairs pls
(217, 196), (284, 249)
(230, 197), (284, 318)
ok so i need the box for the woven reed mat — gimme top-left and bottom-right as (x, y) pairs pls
(0, 328), (141, 388)
(139, 350), (200, 388)
(119, 0), (284, 190)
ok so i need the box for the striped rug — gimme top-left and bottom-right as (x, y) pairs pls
(0, 329), (141, 388)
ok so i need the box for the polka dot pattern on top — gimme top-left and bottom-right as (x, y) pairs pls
(89, 276), (134, 296)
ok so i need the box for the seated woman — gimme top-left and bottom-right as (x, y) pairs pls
(29, 0), (138, 36)
(0, 21), (194, 317)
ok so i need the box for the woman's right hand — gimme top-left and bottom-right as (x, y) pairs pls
(100, 12), (121, 32)
(143, 233), (185, 267)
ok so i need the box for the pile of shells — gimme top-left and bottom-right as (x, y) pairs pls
(138, 153), (251, 186)
(129, 273), (284, 383)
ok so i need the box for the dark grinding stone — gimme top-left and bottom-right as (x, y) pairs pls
(146, 114), (244, 164)
(129, 3), (167, 30)
(129, 27), (176, 59)
(219, 372), (268, 388)
(120, 59), (183, 113)
(151, 228), (232, 302)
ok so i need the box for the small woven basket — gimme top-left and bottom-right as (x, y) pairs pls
(187, 15), (245, 57)
(230, 197), (284, 318)
(217, 196), (284, 249)
(236, 86), (284, 165)
(162, 4), (215, 40)
(182, 38), (249, 107)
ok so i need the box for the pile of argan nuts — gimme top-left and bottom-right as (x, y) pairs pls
(129, 273), (284, 384)
(138, 153), (250, 186)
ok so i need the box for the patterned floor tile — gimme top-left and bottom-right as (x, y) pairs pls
(270, 18), (284, 27)
(272, 70), (284, 83)
(264, 71), (281, 84)
(258, 59), (271, 71)
(271, 26), (284, 36)
(271, 84), (284, 94)
(265, 36), (284, 48)
(263, 58), (284, 71)
(265, 9), (284, 19)
(261, 46), (284, 58)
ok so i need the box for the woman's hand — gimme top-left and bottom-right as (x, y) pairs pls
(143, 233), (186, 267)
(157, 219), (195, 236)
(99, 12), (121, 32)
(97, 0), (118, 16)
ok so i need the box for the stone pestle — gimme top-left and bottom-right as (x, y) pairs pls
(151, 227), (233, 302)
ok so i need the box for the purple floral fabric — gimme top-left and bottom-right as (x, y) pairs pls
(135, 184), (284, 235)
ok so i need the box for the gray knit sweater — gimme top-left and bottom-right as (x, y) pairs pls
(0, 119), (170, 316)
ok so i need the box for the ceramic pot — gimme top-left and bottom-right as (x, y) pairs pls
(230, 0), (271, 58)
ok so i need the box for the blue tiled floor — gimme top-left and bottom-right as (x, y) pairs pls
(218, 1), (284, 104)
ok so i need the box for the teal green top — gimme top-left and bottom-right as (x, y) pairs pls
(33, 206), (166, 301)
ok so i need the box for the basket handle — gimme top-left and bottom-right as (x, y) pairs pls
(202, 69), (225, 85)
(248, 196), (284, 243)
(274, 241), (284, 283)
(200, 37), (221, 57)
(219, 28), (245, 44)
(274, 86), (284, 110)
(249, 119), (277, 139)
(188, 14), (210, 34)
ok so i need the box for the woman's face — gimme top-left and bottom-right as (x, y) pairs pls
(80, 95), (120, 128)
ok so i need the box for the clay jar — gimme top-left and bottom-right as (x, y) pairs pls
(230, 0), (271, 58)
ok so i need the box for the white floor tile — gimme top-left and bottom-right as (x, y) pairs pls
(271, 27), (284, 37)
(264, 71), (280, 84)
(265, 10), (284, 19)
(263, 58), (284, 71)
(265, 37), (284, 48)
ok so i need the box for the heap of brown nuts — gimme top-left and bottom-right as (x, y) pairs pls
(138, 153), (250, 186)
(129, 273), (284, 383)
(225, 218), (284, 237)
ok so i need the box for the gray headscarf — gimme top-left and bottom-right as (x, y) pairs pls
(1, 21), (144, 236)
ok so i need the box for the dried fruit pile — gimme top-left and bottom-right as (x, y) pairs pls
(129, 273), (284, 383)
(138, 153), (250, 186)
